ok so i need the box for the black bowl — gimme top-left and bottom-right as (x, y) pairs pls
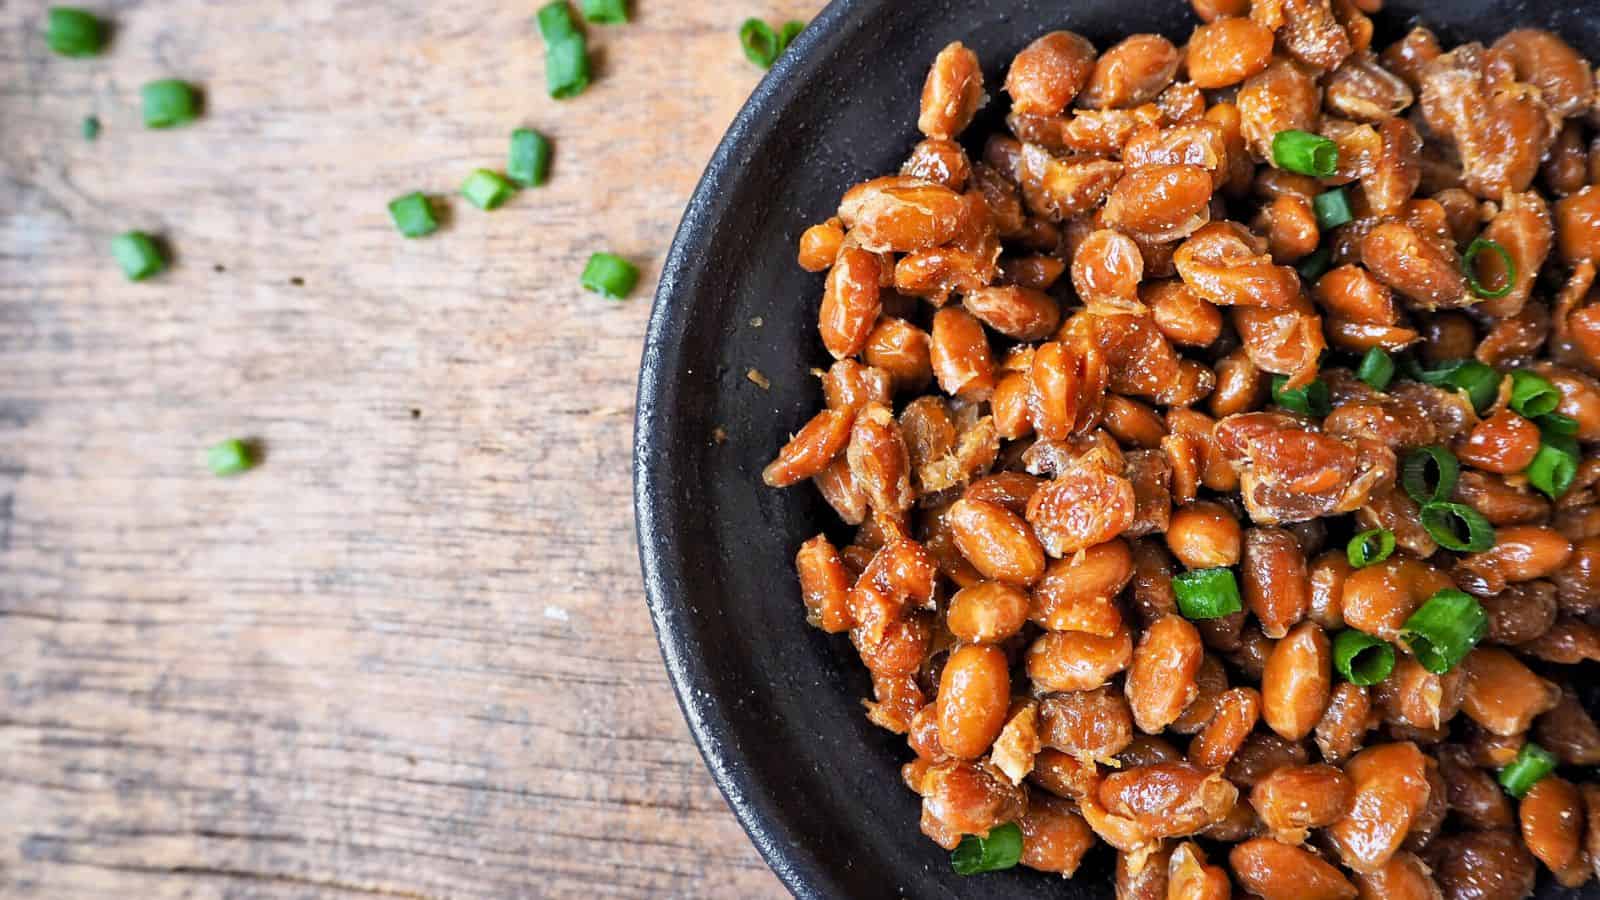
(634, 1), (1600, 897)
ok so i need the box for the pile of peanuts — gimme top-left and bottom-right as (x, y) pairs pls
(762, 0), (1600, 896)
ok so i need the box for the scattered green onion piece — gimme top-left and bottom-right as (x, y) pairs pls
(111, 231), (164, 281)
(1527, 434), (1580, 500)
(1463, 237), (1515, 300)
(1346, 529), (1396, 569)
(1333, 630), (1396, 686)
(1173, 567), (1244, 620)
(206, 438), (256, 476)
(581, 252), (640, 299)
(1400, 588), (1487, 675)
(1509, 371), (1560, 419)
(387, 192), (438, 239)
(1401, 445), (1459, 505)
(779, 20), (807, 52)
(1314, 188), (1353, 229)
(462, 169), (514, 211)
(1419, 501), (1497, 553)
(82, 115), (100, 141)
(1271, 375), (1331, 417)
(1297, 247), (1332, 282)
(1271, 129), (1338, 177)
(1357, 347), (1395, 391)
(46, 7), (105, 57)
(951, 822), (1023, 875)
(545, 36), (591, 99)
(1538, 412), (1580, 438)
(508, 128), (552, 187)
(580, 0), (628, 24)
(740, 18), (780, 68)
(1447, 361), (1501, 414)
(1498, 743), (1558, 799)
(536, 1), (582, 43)
(141, 79), (200, 129)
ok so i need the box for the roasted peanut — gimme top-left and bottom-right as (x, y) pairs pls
(1230, 837), (1357, 900)
(764, 409), (854, 488)
(1027, 627), (1134, 692)
(1261, 621), (1331, 741)
(1077, 35), (1181, 110)
(1460, 646), (1561, 736)
(1007, 32), (1097, 117)
(929, 307), (995, 400)
(1125, 614), (1205, 734)
(1327, 742), (1432, 874)
(1251, 764), (1353, 843)
(1030, 538), (1132, 635)
(1038, 685), (1135, 762)
(1187, 17), (1275, 88)
(946, 581), (1030, 644)
(1019, 790), (1095, 875)
(919, 44), (985, 141)
(936, 644), (1011, 759)
(947, 498), (1048, 586)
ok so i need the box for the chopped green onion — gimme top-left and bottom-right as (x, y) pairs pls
(1400, 588), (1487, 675)
(1271, 375), (1331, 417)
(387, 192), (438, 238)
(1314, 188), (1353, 229)
(1333, 630), (1396, 685)
(82, 115), (100, 141)
(1357, 347), (1395, 391)
(536, 2), (590, 97)
(1297, 247), (1333, 282)
(1447, 361), (1502, 414)
(580, 0), (628, 24)
(740, 18), (781, 68)
(1419, 501), (1496, 553)
(545, 36), (592, 98)
(581, 252), (640, 299)
(46, 7), (105, 57)
(141, 79), (200, 129)
(951, 822), (1023, 875)
(1538, 412), (1579, 437)
(206, 438), (256, 476)
(1402, 446), (1459, 505)
(1406, 356), (1467, 387)
(536, 1), (582, 43)
(508, 128), (552, 187)
(779, 20), (807, 52)
(1173, 567), (1244, 620)
(461, 169), (514, 211)
(1346, 529), (1396, 569)
(1271, 130), (1338, 177)
(1498, 743), (1558, 799)
(1509, 371), (1560, 419)
(1527, 434), (1580, 500)
(111, 231), (164, 281)
(1408, 356), (1502, 413)
(1463, 237), (1515, 300)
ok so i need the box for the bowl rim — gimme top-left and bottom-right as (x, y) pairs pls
(632, 2), (861, 897)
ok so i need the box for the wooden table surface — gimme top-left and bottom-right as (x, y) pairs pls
(0, 1), (826, 896)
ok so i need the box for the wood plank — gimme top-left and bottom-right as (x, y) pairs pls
(0, 1), (825, 895)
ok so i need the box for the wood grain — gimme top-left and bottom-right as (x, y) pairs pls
(0, 1), (824, 896)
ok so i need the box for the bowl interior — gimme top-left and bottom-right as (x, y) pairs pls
(635, 1), (1600, 897)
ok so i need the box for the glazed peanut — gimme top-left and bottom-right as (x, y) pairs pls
(1261, 621), (1331, 741)
(919, 43), (985, 140)
(1125, 614), (1204, 733)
